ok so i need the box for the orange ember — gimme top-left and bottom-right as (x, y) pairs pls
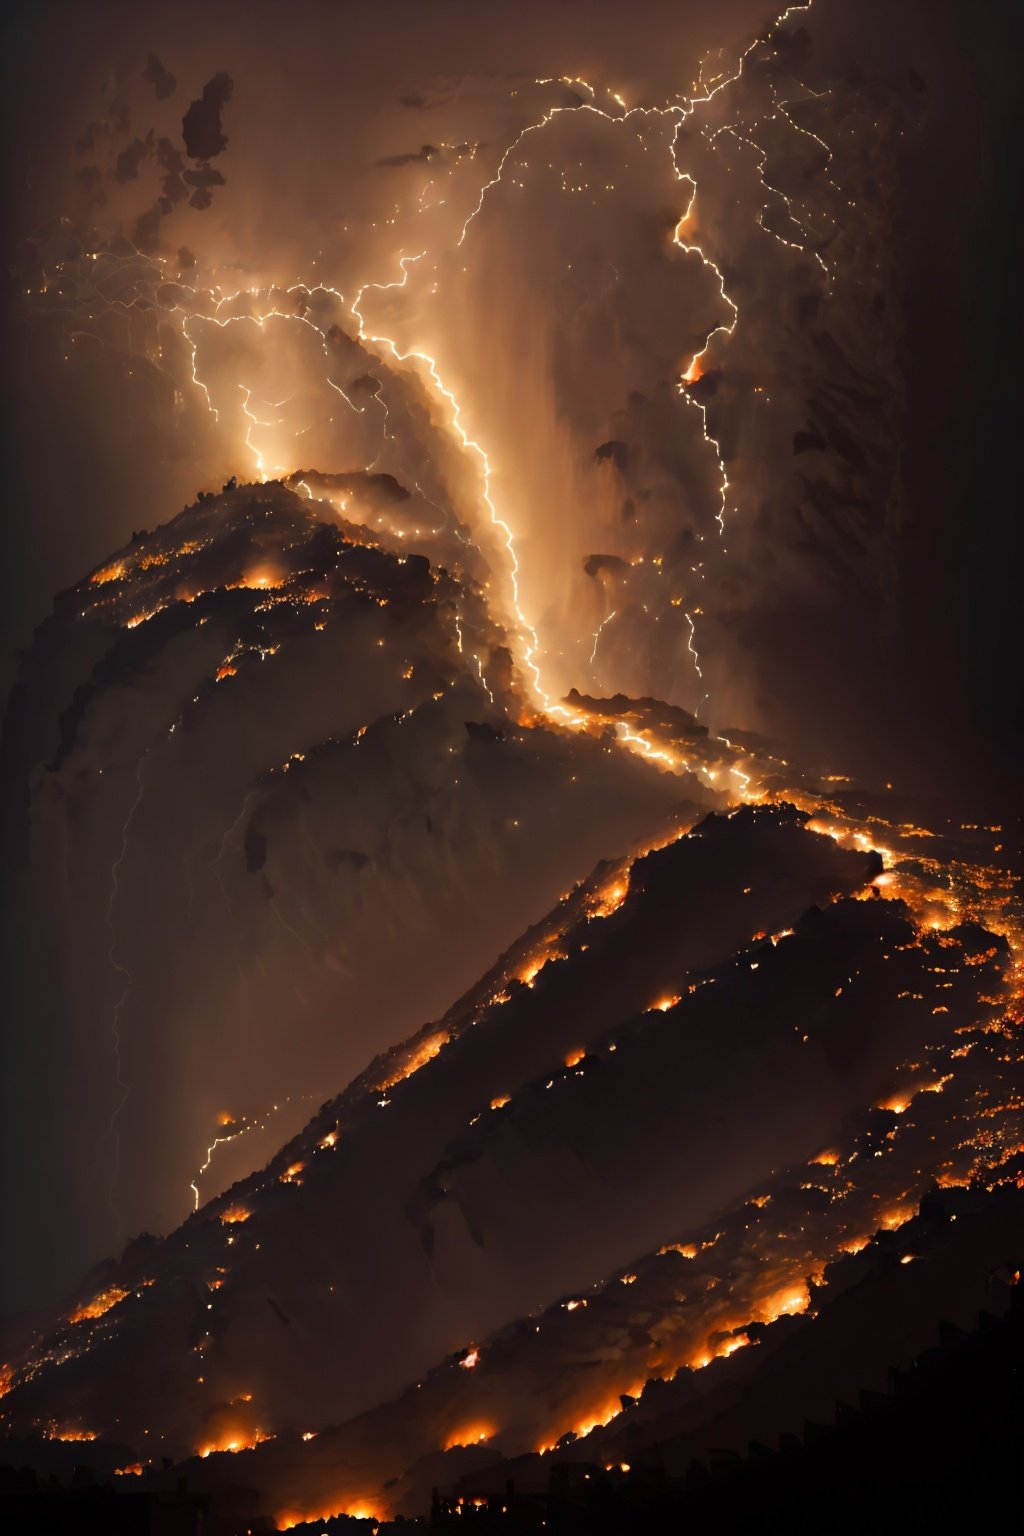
(218, 1204), (252, 1225)
(90, 560), (126, 585)
(649, 994), (681, 1013)
(278, 1498), (385, 1529)
(69, 1285), (130, 1324)
(378, 1033), (447, 1090)
(444, 1422), (494, 1450)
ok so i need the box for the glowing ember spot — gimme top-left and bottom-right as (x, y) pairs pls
(279, 1498), (388, 1529)
(683, 354), (705, 384)
(300, 1430), (317, 1441)
(279, 1161), (305, 1185)
(90, 560), (127, 585)
(840, 1236), (870, 1255)
(217, 1112), (236, 1128)
(378, 1032), (447, 1090)
(878, 1095), (910, 1115)
(756, 1283), (811, 1323)
(197, 1427), (271, 1457)
(574, 1406), (620, 1437)
(564, 1048), (585, 1068)
(715, 1334), (751, 1360)
(459, 1349), (480, 1370)
(660, 1241), (699, 1259)
(320, 1130), (338, 1149)
(45, 1425), (98, 1442)
(565, 1298), (587, 1311)
(591, 874), (629, 917)
(490, 1095), (510, 1110)
(115, 1464), (144, 1476)
(215, 663), (237, 681)
(444, 1423), (494, 1450)
(518, 948), (563, 987)
(230, 568), (281, 591)
(649, 994), (681, 1013)
(810, 1149), (840, 1167)
(68, 1286), (131, 1324)
(218, 1204), (251, 1225)
(0, 1364), (14, 1399)
(880, 1205), (915, 1231)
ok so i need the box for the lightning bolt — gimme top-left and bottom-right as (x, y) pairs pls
(589, 609), (617, 673)
(350, 253), (548, 703)
(31, 1), (826, 756)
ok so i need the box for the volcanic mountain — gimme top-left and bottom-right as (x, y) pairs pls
(2, 637), (1019, 1523)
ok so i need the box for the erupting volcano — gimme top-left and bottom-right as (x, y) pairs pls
(2, 1), (1021, 1532)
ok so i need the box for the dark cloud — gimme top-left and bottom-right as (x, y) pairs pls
(132, 204), (161, 252)
(112, 133), (153, 183)
(142, 52), (176, 101)
(181, 71), (233, 161)
(183, 163), (225, 209)
(376, 143), (441, 168)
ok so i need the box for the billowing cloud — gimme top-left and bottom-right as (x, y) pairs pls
(182, 71), (234, 161)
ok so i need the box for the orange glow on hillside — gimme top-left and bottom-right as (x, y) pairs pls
(591, 874), (629, 917)
(218, 1204), (252, 1225)
(90, 560), (126, 585)
(378, 1032), (447, 1090)
(68, 1285), (130, 1324)
(278, 1498), (385, 1529)
(196, 1425), (271, 1458)
(649, 994), (681, 1013)
(444, 1422), (495, 1450)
